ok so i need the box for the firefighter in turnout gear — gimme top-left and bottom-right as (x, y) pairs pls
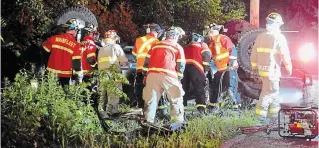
(97, 30), (128, 116)
(206, 23), (241, 111)
(182, 33), (211, 113)
(251, 13), (292, 126)
(42, 18), (82, 87)
(133, 23), (163, 108)
(142, 26), (186, 123)
(80, 24), (98, 82)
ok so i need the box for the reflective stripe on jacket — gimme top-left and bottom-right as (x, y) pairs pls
(184, 42), (211, 75)
(98, 41), (127, 70)
(144, 38), (185, 78)
(209, 34), (234, 71)
(133, 34), (159, 71)
(250, 32), (291, 79)
(80, 36), (97, 76)
(42, 33), (81, 77)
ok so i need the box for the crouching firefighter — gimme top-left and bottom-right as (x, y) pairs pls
(97, 30), (128, 117)
(182, 33), (211, 113)
(251, 13), (292, 127)
(133, 23), (164, 108)
(42, 19), (82, 88)
(80, 24), (98, 82)
(142, 26), (186, 124)
(206, 23), (241, 111)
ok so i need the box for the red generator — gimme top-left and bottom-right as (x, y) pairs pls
(278, 107), (318, 140)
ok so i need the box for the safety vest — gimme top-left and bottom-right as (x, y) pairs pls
(133, 34), (159, 71)
(98, 42), (127, 70)
(80, 36), (97, 76)
(209, 34), (230, 71)
(184, 42), (211, 75)
(250, 32), (290, 78)
(42, 33), (81, 78)
(145, 39), (185, 78)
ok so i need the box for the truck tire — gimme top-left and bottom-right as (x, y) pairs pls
(223, 19), (251, 44)
(56, 6), (98, 27)
(236, 28), (266, 101)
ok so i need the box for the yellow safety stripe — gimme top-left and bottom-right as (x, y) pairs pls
(98, 57), (118, 63)
(258, 70), (269, 77)
(207, 102), (219, 107)
(251, 62), (257, 67)
(215, 35), (222, 54)
(232, 105), (239, 109)
(132, 51), (137, 56)
(196, 104), (206, 108)
(256, 108), (267, 116)
(203, 61), (209, 65)
(177, 59), (186, 63)
(217, 66), (228, 71)
(201, 49), (211, 54)
(47, 67), (72, 74)
(43, 46), (51, 52)
(138, 37), (157, 53)
(136, 53), (148, 58)
(136, 66), (144, 70)
(72, 56), (81, 60)
(213, 52), (230, 60)
(152, 45), (178, 53)
(142, 67), (149, 71)
(90, 62), (97, 67)
(257, 48), (279, 54)
(148, 67), (178, 77)
(185, 59), (204, 71)
(87, 53), (96, 58)
(269, 107), (280, 114)
(52, 44), (74, 54)
(146, 54), (151, 58)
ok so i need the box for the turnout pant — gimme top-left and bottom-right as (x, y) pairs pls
(256, 77), (280, 121)
(143, 72), (185, 123)
(135, 72), (166, 109)
(182, 64), (207, 108)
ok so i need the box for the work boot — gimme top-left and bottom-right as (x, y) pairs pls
(98, 110), (109, 119)
(197, 106), (206, 115)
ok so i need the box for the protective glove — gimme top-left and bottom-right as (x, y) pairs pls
(143, 76), (147, 85)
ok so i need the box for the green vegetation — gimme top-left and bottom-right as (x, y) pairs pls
(1, 67), (258, 147)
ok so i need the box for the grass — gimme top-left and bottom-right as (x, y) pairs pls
(93, 109), (258, 147)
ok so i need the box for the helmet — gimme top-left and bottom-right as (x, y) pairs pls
(166, 26), (185, 39)
(190, 33), (204, 42)
(84, 24), (97, 33)
(204, 23), (223, 37)
(62, 18), (79, 30)
(266, 13), (284, 25)
(104, 30), (120, 42)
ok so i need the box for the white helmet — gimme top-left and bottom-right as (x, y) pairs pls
(266, 13), (284, 25)
(166, 26), (185, 41)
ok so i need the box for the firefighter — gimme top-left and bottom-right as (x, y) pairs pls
(132, 24), (163, 108)
(182, 33), (211, 113)
(250, 13), (292, 126)
(97, 30), (128, 116)
(206, 23), (241, 111)
(42, 18), (82, 88)
(80, 24), (98, 82)
(142, 26), (186, 123)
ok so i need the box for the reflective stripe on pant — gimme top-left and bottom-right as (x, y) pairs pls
(256, 77), (280, 118)
(229, 69), (241, 104)
(143, 72), (185, 123)
(208, 70), (230, 104)
(182, 64), (207, 107)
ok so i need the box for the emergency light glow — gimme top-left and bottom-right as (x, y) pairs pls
(299, 43), (316, 63)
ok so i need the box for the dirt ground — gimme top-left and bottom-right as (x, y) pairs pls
(220, 80), (319, 148)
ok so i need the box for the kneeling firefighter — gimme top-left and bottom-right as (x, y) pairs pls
(205, 23), (241, 110)
(250, 13), (292, 126)
(182, 33), (211, 113)
(97, 30), (128, 116)
(142, 26), (186, 123)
